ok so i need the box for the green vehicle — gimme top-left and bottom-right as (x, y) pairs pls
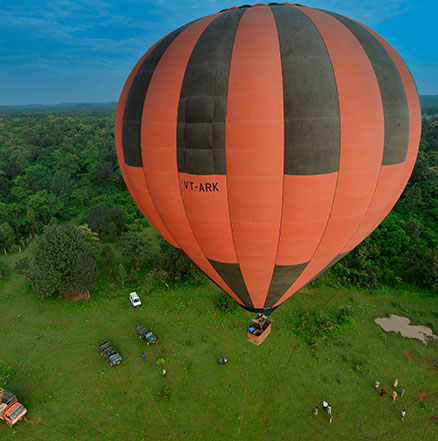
(99, 341), (122, 366)
(137, 326), (157, 345)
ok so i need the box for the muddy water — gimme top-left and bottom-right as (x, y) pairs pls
(374, 315), (438, 345)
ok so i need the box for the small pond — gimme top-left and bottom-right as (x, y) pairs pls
(374, 314), (437, 345)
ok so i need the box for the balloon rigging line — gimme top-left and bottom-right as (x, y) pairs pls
(232, 341), (251, 441)
(143, 383), (178, 439)
(277, 287), (426, 441)
(209, 283), (273, 439)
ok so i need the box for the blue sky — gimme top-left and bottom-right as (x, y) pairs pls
(0, 0), (437, 105)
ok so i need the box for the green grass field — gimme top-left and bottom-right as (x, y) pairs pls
(1, 248), (437, 441)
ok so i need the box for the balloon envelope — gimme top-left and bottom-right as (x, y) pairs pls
(115, 3), (421, 314)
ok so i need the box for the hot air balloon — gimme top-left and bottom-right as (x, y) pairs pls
(115, 3), (421, 317)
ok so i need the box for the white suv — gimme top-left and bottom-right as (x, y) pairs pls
(129, 292), (141, 307)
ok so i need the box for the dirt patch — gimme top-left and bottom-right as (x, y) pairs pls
(405, 351), (416, 361)
(418, 391), (435, 402)
(62, 290), (91, 302)
(427, 358), (438, 370)
(26, 416), (42, 425)
(427, 415), (438, 424)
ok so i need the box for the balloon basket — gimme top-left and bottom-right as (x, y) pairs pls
(247, 314), (272, 345)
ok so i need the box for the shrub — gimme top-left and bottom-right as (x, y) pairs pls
(159, 239), (205, 285)
(293, 305), (356, 346)
(214, 291), (239, 314)
(0, 261), (10, 281)
(154, 385), (171, 401)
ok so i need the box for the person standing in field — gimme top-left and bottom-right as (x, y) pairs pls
(392, 390), (397, 401)
(400, 387), (405, 397)
(393, 378), (398, 388)
(374, 380), (380, 390)
(314, 406), (319, 415)
(323, 400), (328, 411)
(327, 405), (332, 416)
(162, 368), (167, 377)
(329, 414), (333, 425)
(380, 388), (386, 397)
(142, 353), (146, 362)
(401, 409), (406, 423)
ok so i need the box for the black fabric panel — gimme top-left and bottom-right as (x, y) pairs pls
(243, 305), (279, 316)
(325, 11), (410, 165)
(264, 262), (308, 308)
(208, 259), (253, 308)
(122, 22), (192, 167)
(177, 9), (244, 175)
(270, 5), (340, 175)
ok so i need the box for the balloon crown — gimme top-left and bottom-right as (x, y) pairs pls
(220, 3), (306, 12)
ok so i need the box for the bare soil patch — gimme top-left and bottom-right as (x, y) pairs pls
(26, 416), (42, 425)
(427, 415), (438, 424)
(405, 351), (416, 361)
(62, 290), (91, 302)
(418, 391), (435, 402)
(427, 357), (438, 370)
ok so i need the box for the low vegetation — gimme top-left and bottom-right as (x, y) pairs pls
(0, 103), (437, 440)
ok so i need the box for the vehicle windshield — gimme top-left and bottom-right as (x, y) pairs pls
(8, 405), (24, 421)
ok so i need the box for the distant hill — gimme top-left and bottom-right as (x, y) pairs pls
(420, 95), (438, 107)
(420, 95), (438, 115)
(0, 96), (437, 115)
(0, 102), (117, 115)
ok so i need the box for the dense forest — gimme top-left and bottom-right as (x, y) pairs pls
(0, 101), (437, 297)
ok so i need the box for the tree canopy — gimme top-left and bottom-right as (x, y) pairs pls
(32, 225), (97, 297)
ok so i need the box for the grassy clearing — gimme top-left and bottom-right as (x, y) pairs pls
(0, 252), (437, 440)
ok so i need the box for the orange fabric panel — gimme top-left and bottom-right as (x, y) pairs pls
(178, 174), (237, 263)
(115, 40), (179, 248)
(340, 164), (404, 253)
(340, 23), (421, 253)
(276, 174), (337, 265)
(226, 6), (284, 308)
(139, 14), (243, 305)
(274, 7), (385, 307)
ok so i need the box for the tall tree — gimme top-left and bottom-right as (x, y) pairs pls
(121, 232), (149, 271)
(117, 264), (127, 287)
(101, 244), (114, 278)
(0, 222), (15, 254)
(32, 225), (97, 297)
(86, 204), (107, 236)
(107, 206), (126, 234)
(93, 161), (113, 189)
